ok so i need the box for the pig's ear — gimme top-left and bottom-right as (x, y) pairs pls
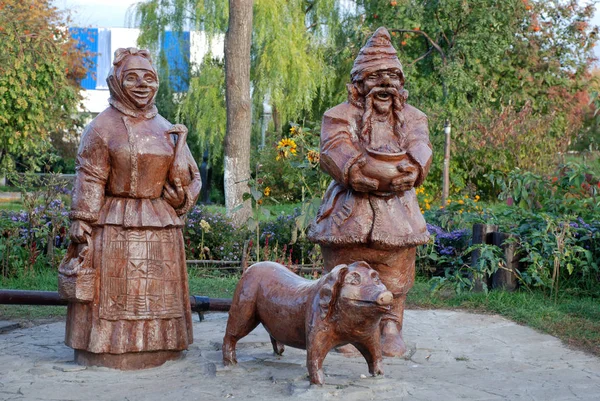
(318, 264), (348, 320)
(349, 261), (371, 270)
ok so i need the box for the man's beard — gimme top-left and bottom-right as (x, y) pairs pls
(359, 86), (408, 143)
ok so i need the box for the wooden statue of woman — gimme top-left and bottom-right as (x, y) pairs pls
(59, 47), (201, 369)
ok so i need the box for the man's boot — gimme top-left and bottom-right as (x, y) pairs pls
(380, 294), (407, 357)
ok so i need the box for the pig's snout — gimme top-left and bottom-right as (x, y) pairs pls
(376, 291), (393, 306)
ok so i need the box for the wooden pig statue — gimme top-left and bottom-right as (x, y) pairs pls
(222, 261), (393, 385)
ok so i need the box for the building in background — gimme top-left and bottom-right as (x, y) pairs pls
(69, 27), (224, 115)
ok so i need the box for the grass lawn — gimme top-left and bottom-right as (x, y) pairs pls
(0, 201), (23, 211)
(187, 269), (239, 298)
(1, 270), (599, 357)
(204, 202), (302, 221)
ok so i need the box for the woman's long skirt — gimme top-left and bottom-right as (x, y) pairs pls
(65, 224), (193, 354)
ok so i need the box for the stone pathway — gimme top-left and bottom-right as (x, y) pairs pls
(0, 310), (599, 400)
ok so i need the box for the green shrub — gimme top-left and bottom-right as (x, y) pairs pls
(254, 123), (328, 203)
(184, 206), (248, 261)
(421, 164), (600, 296)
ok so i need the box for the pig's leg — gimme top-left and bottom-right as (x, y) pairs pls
(306, 348), (326, 385)
(270, 335), (285, 356)
(354, 341), (384, 376)
(222, 296), (260, 365)
(222, 317), (259, 365)
(306, 331), (333, 385)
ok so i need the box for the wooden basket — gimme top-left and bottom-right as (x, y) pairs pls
(58, 237), (94, 303)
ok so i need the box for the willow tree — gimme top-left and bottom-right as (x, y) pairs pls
(179, 55), (226, 167)
(134, 0), (342, 223)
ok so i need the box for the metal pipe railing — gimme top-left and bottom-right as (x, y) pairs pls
(0, 290), (232, 313)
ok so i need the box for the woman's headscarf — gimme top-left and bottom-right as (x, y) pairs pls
(106, 47), (159, 118)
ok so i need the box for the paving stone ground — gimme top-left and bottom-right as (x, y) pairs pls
(0, 310), (599, 401)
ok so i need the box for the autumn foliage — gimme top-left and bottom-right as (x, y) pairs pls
(0, 0), (89, 170)
(337, 0), (597, 197)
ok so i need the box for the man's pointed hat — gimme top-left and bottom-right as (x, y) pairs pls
(350, 27), (404, 83)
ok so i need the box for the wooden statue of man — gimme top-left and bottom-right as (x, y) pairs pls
(309, 27), (432, 357)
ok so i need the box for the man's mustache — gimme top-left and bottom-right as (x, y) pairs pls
(366, 86), (401, 100)
(360, 85), (407, 139)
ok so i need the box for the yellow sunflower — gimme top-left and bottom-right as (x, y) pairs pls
(276, 138), (298, 160)
(307, 150), (320, 164)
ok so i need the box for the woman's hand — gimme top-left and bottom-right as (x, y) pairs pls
(69, 220), (92, 243)
(163, 178), (186, 208)
(167, 124), (188, 137)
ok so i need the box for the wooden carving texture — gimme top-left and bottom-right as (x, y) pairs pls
(223, 261), (393, 385)
(60, 47), (201, 370)
(308, 27), (433, 358)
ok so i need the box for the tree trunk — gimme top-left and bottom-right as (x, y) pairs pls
(441, 120), (451, 206)
(471, 223), (498, 292)
(224, 0), (253, 225)
(272, 104), (282, 136)
(491, 232), (519, 292)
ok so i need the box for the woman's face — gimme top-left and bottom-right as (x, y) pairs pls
(122, 69), (158, 109)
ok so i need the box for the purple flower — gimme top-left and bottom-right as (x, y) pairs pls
(426, 223), (443, 236)
(48, 199), (63, 209)
(438, 245), (456, 256)
(426, 224), (468, 257)
(427, 224), (467, 241)
(577, 217), (592, 231)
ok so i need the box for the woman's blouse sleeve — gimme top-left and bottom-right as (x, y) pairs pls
(69, 125), (110, 223)
(175, 143), (202, 216)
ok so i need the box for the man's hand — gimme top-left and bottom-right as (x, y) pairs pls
(390, 158), (420, 193)
(163, 178), (186, 208)
(69, 220), (92, 243)
(349, 161), (379, 192)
